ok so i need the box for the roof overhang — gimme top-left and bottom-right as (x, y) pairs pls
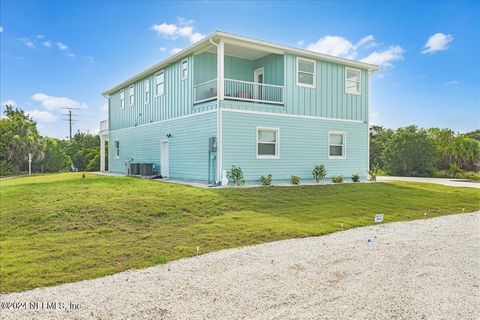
(102, 31), (380, 96)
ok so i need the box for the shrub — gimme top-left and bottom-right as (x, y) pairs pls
(331, 175), (344, 183)
(227, 165), (245, 186)
(369, 164), (380, 182)
(312, 164), (327, 183)
(448, 162), (461, 178)
(290, 175), (301, 185)
(260, 173), (272, 186)
(351, 173), (360, 182)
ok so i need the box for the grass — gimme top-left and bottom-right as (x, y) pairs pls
(1, 173), (479, 293)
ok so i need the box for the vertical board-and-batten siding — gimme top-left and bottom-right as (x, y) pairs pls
(108, 111), (217, 181)
(109, 56), (197, 131)
(221, 110), (368, 182)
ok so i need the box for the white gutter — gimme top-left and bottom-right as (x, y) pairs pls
(209, 38), (223, 184)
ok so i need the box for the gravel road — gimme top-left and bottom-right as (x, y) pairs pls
(2, 212), (479, 320)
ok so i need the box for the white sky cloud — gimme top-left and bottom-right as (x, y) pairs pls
(42, 41), (52, 48)
(444, 80), (459, 86)
(0, 26), (3, 33)
(159, 47), (167, 52)
(1, 100), (17, 107)
(307, 35), (375, 59)
(56, 42), (68, 50)
(20, 38), (36, 48)
(36, 34), (45, 39)
(151, 18), (205, 44)
(297, 40), (305, 46)
(27, 109), (56, 122)
(360, 45), (404, 67)
(31, 93), (89, 111)
(170, 47), (182, 55)
(422, 33), (453, 54)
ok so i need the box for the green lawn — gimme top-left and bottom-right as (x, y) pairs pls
(1, 173), (479, 293)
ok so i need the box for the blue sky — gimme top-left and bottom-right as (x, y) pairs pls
(1, 0), (479, 138)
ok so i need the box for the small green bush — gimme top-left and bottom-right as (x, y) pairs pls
(351, 173), (360, 182)
(312, 164), (327, 183)
(369, 164), (380, 182)
(227, 165), (245, 186)
(331, 175), (344, 183)
(290, 175), (301, 185)
(260, 174), (273, 186)
(448, 162), (461, 178)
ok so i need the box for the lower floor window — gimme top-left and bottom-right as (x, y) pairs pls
(257, 128), (279, 158)
(115, 140), (120, 158)
(329, 132), (345, 158)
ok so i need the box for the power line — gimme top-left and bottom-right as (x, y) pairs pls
(61, 107), (79, 140)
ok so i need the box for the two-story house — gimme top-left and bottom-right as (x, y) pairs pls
(99, 31), (379, 184)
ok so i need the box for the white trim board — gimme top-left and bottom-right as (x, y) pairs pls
(221, 108), (365, 124)
(108, 109), (217, 133)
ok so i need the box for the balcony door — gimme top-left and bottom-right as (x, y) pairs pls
(254, 67), (264, 101)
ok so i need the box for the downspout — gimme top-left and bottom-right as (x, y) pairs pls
(210, 38), (222, 184)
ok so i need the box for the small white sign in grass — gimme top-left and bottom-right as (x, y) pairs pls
(374, 214), (384, 223)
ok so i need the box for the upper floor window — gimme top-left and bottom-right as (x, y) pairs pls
(345, 68), (361, 95)
(296, 57), (316, 88)
(129, 85), (135, 106)
(181, 59), (188, 80)
(144, 80), (150, 104)
(329, 132), (346, 159)
(120, 90), (125, 109)
(155, 71), (165, 96)
(257, 128), (279, 159)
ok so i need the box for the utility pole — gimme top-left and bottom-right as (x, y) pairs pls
(61, 107), (78, 140)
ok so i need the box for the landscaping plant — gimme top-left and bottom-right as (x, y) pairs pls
(227, 165), (245, 186)
(312, 164), (327, 183)
(369, 164), (380, 182)
(351, 173), (360, 182)
(331, 175), (344, 183)
(260, 174), (273, 186)
(290, 175), (301, 185)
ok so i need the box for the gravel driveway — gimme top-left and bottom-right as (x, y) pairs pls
(378, 176), (480, 188)
(2, 212), (479, 320)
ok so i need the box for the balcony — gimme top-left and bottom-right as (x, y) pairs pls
(99, 119), (108, 135)
(194, 78), (284, 105)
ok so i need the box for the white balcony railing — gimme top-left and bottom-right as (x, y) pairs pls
(193, 79), (217, 104)
(99, 119), (108, 132)
(193, 78), (284, 105)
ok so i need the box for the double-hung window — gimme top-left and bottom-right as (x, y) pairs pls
(120, 90), (125, 109)
(257, 128), (279, 159)
(296, 57), (316, 88)
(345, 67), (361, 95)
(115, 140), (120, 158)
(144, 80), (150, 104)
(329, 132), (346, 159)
(129, 85), (134, 106)
(181, 59), (188, 80)
(155, 71), (165, 96)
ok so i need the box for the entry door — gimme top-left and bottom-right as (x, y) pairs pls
(254, 67), (264, 100)
(161, 140), (169, 177)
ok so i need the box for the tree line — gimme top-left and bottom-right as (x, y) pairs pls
(370, 125), (479, 180)
(1, 105), (478, 179)
(0, 105), (104, 176)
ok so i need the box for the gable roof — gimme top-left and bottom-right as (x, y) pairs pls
(102, 30), (380, 96)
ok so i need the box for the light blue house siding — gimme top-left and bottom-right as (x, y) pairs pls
(221, 110), (368, 182)
(108, 111), (217, 181)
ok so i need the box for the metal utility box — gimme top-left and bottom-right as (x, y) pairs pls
(130, 163), (140, 175)
(139, 163), (154, 176)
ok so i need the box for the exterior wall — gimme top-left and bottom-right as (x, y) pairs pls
(193, 52), (284, 85)
(221, 110), (368, 182)
(109, 55), (197, 131)
(108, 111), (217, 182)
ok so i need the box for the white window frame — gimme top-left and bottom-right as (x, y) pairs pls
(120, 90), (125, 109)
(296, 57), (316, 88)
(181, 58), (188, 80)
(114, 140), (120, 159)
(129, 85), (134, 106)
(345, 67), (361, 95)
(144, 80), (150, 104)
(155, 70), (165, 96)
(256, 127), (280, 159)
(328, 131), (346, 159)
